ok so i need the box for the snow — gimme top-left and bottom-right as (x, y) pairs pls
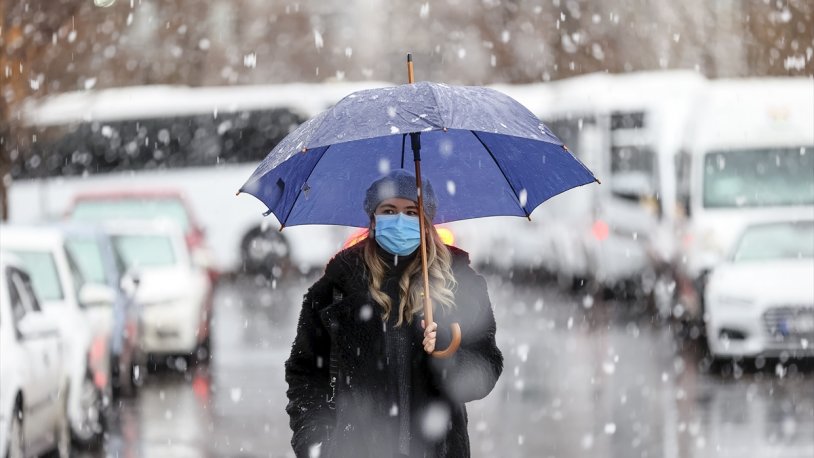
(420, 402), (450, 441)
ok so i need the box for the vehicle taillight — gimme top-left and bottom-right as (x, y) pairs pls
(343, 229), (370, 249)
(89, 335), (108, 389)
(592, 220), (610, 241)
(185, 230), (204, 250)
(192, 373), (210, 402)
(436, 227), (455, 246)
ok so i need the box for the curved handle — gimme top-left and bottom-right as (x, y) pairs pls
(432, 322), (461, 359)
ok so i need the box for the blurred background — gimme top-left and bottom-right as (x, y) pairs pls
(0, 1), (812, 457)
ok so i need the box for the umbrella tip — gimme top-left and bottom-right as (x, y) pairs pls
(235, 190), (241, 196)
(595, 178), (602, 185)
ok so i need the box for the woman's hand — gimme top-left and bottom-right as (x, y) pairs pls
(421, 320), (437, 354)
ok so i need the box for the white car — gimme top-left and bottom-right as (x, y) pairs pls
(0, 254), (70, 458)
(0, 226), (113, 448)
(105, 222), (212, 365)
(705, 220), (814, 359)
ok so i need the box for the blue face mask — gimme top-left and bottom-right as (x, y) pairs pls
(374, 213), (421, 256)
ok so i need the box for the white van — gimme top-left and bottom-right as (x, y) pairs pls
(673, 78), (814, 320)
(505, 71), (705, 295)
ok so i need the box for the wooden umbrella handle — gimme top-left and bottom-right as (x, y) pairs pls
(432, 322), (461, 359)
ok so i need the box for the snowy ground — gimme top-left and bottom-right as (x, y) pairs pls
(82, 274), (814, 458)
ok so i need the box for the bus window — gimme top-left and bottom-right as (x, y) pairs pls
(610, 146), (657, 198)
(14, 107), (306, 180)
(545, 116), (597, 159)
(610, 145), (661, 217)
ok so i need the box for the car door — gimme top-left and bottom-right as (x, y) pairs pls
(8, 267), (61, 449)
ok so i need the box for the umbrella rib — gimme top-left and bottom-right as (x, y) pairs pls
(426, 83), (445, 128)
(279, 144), (332, 227)
(400, 134), (407, 168)
(470, 131), (530, 219)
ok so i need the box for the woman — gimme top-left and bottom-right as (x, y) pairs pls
(285, 169), (503, 458)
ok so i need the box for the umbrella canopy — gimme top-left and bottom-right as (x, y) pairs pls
(239, 81), (597, 228)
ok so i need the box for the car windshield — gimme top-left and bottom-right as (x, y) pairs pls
(66, 237), (110, 285)
(9, 250), (64, 302)
(733, 221), (814, 262)
(112, 234), (177, 269)
(703, 146), (814, 208)
(70, 198), (190, 231)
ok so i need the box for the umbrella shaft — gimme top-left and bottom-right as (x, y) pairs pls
(414, 157), (433, 326)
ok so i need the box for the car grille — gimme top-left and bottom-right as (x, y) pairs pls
(763, 306), (814, 345)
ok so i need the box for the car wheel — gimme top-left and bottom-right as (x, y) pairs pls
(7, 405), (24, 458)
(240, 226), (290, 277)
(70, 375), (103, 450)
(116, 360), (138, 399)
(193, 336), (212, 366)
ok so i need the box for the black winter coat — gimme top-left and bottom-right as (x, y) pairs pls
(284, 242), (503, 457)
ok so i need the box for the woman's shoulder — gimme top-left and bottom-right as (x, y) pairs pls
(325, 242), (366, 280)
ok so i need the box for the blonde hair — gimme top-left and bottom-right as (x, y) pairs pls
(363, 224), (457, 326)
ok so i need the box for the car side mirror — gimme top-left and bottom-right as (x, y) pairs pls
(79, 283), (115, 308)
(17, 312), (58, 341)
(120, 271), (141, 296)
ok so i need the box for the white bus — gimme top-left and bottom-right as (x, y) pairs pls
(9, 82), (391, 276)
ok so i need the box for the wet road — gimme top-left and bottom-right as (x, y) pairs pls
(90, 274), (814, 458)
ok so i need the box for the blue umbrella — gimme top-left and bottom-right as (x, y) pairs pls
(239, 57), (598, 357)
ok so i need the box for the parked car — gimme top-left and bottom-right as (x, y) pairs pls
(63, 224), (147, 397)
(105, 221), (212, 366)
(705, 220), (814, 360)
(0, 254), (70, 458)
(0, 225), (113, 448)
